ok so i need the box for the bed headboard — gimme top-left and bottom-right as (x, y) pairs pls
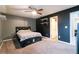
(16, 26), (31, 33)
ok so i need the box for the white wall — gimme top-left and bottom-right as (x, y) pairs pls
(0, 20), (2, 40)
(1, 15), (36, 39)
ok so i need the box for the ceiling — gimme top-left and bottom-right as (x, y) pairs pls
(0, 5), (76, 19)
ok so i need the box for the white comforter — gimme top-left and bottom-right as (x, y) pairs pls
(17, 30), (42, 41)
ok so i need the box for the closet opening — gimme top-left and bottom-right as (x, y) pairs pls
(50, 16), (58, 42)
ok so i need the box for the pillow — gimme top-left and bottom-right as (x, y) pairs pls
(17, 30), (31, 34)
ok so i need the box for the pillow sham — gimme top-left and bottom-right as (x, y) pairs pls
(17, 30), (31, 34)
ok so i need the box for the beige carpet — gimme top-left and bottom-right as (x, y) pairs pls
(0, 37), (76, 54)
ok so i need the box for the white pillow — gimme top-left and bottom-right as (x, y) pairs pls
(25, 30), (31, 32)
(17, 30), (31, 34)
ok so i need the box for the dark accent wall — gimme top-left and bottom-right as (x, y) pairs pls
(36, 6), (79, 43)
(58, 12), (70, 42)
(36, 17), (50, 37)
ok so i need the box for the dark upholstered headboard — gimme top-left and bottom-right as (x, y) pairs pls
(16, 26), (31, 33)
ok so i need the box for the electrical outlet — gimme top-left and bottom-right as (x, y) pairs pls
(65, 26), (68, 29)
(33, 39), (35, 42)
(58, 36), (60, 39)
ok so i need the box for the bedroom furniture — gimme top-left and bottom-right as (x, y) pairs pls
(36, 18), (50, 37)
(14, 26), (42, 48)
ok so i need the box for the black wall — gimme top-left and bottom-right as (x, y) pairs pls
(57, 12), (70, 42)
(36, 6), (79, 43)
(36, 18), (50, 37)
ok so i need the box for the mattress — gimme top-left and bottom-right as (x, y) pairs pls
(17, 30), (42, 41)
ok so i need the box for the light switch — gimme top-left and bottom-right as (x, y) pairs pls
(65, 26), (68, 29)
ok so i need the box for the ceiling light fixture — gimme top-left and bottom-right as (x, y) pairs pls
(32, 10), (37, 15)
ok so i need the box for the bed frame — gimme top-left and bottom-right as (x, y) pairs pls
(14, 26), (42, 48)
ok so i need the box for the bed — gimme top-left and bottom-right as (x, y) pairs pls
(14, 26), (42, 47)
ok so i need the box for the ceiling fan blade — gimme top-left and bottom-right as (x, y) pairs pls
(10, 8), (29, 10)
(24, 10), (32, 12)
(29, 6), (37, 11)
(29, 6), (34, 9)
(37, 12), (42, 15)
(16, 8), (29, 10)
(38, 9), (43, 11)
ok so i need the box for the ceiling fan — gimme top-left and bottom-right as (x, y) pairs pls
(11, 6), (44, 15)
(28, 6), (43, 15)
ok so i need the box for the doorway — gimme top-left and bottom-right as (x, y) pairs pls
(50, 16), (58, 42)
(70, 11), (79, 46)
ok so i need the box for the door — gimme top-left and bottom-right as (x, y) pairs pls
(50, 16), (58, 42)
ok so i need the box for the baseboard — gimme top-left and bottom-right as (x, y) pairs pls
(0, 39), (12, 48)
(3, 39), (12, 42)
(59, 40), (70, 45)
(0, 41), (3, 48)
